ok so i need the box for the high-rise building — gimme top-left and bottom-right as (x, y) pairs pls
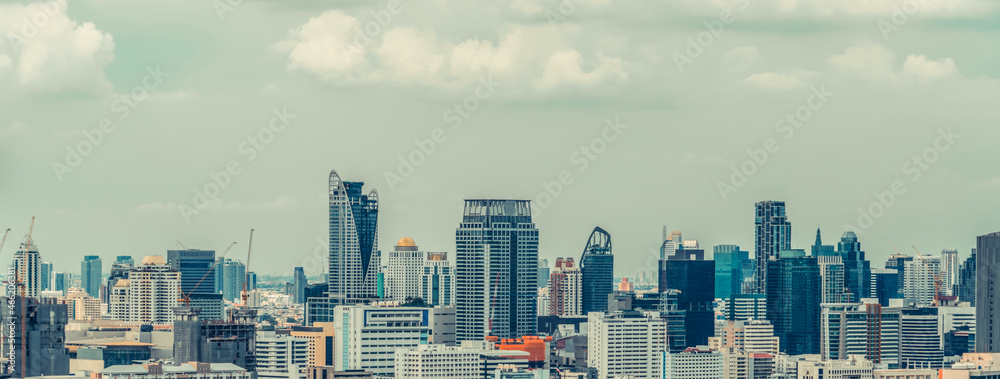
(12, 241), (41, 298)
(81, 255), (102, 298)
(549, 257), (582, 317)
(288, 322), (337, 367)
(109, 256), (181, 324)
(293, 267), (307, 304)
(941, 249), (960, 296)
(455, 199), (538, 341)
(255, 329), (310, 379)
(384, 237), (425, 302)
(588, 311), (667, 379)
(663, 347), (723, 379)
(754, 201), (791, 294)
(818, 255), (848, 303)
(838, 231), (871, 302)
(53, 271), (71, 295)
(710, 319), (780, 356)
(328, 170), (380, 305)
(977, 232), (1000, 353)
(660, 248), (715, 347)
(581, 227), (613, 314)
(168, 249), (216, 295)
(886, 254), (913, 298)
(720, 294), (767, 322)
(958, 248), (976, 305)
(61, 288), (102, 321)
(900, 307), (943, 369)
(812, 228), (836, 256)
(105, 256), (133, 304)
(537, 259), (550, 289)
(333, 305), (430, 376)
(766, 251), (821, 355)
(903, 255), (940, 307)
(172, 307), (258, 370)
(420, 253), (455, 307)
(40, 260), (53, 291)
(0, 297), (71, 377)
(660, 230), (683, 260)
(714, 245), (752, 299)
(821, 303), (901, 367)
(217, 258), (246, 302)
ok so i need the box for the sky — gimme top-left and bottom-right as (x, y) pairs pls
(1, 0), (999, 279)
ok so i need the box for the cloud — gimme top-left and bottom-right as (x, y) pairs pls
(0, 121), (29, 138)
(0, 0), (116, 95)
(376, 28), (445, 80)
(901, 55), (958, 83)
(721, 46), (763, 73)
(742, 70), (817, 90)
(533, 50), (627, 90)
(450, 29), (522, 79)
(828, 42), (962, 84)
(279, 10), (368, 81)
(829, 43), (895, 77)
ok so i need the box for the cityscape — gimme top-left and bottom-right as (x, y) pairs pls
(3, 1), (1000, 379)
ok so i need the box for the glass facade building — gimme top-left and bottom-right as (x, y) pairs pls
(766, 252), (821, 355)
(658, 248), (714, 348)
(713, 244), (751, 299)
(581, 227), (613, 314)
(838, 231), (871, 303)
(80, 255), (102, 298)
(754, 200), (791, 294)
(327, 170), (380, 305)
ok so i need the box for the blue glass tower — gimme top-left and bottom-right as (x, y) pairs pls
(754, 200), (791, 294)
(659, 248), (714, 348)
(581, 227), (613, 314)
(838, 231), (871, 303)
(327, 170), (380, 305)
(80, 255), (102, 298)
(766, 251), (821, 355)
(713, 244), (752, 299)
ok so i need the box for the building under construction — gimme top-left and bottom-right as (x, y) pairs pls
(172, 306), (257, 370)
(0, 296), (71, 377)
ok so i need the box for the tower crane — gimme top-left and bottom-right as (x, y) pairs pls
(240, 229), (254, 307)
(177, 241), (237, 306)
(19, 217), (34, 379)
(0, 228), (10, 256)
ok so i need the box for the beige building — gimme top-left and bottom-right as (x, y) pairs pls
(290, 322), (337, 367)
(108, 256), (180, 324)
(61, 288), (101, 321)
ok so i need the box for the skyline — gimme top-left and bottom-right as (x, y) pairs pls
(2, 0), (998, 278)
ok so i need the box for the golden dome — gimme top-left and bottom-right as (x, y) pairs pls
(396, 237), (416, 247)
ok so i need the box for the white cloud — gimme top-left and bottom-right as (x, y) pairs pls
(829, 43), (895, 77)
(450, 29), (522, 79)
(0, 0), (115, 94)
(279, 10), (368, 81)
(533, 50), (627, 90)
(375, 28), (445, 80)
(742, 70), (817, 90)
(902, 55), (958, 83)
(828, 43), (963, 84)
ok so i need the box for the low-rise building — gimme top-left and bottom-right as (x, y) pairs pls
(95, 362), (249, 379)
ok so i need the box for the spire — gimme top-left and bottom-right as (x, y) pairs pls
(814, 227), (822, 248)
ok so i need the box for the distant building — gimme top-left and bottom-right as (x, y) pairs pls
(40, 260), (53, 291)
(327, 171), (380, 305)
(580, 227), (613, 314)
(384, 238), (425, 302)
(289, 323), (337, 367)
(903, 255), (941, 307)
(871, 268), (900, 306)
(12, 241), (42, 298)
(109, 256), (181, 324)
(549, 257), (582, 317)
(720, 294), (766, 322)
(754, 200), (791, 294)
(172, 307), (257, 370)
(978, 232), (1000, 353)
(216, 258), (246, 303)
(900, 307), (943, 369)
(256, 329), (309, 379)
(838, 231), (871, 304)
(957, 248), (976, 305)
(293, 267), (307, 304)
(0, 297), (71, 377)
(394, 342), (530, 379)
(537, 259), (550, 289)
(941, 249), (960, 296)
(61, 288), (101, 320)
(714, 244), (752, 299)
(167, 249), (216, 295)
(659, 247), (714, 347)
(81, 255), (103, 298)
(663, 346), (723, 379)
(54, 271), (72, 295)
(105, 257), (134, 304)
(821, 303), (901, 367)
(419, 252), (455, 307)
(588, 311), (667, 379)
(96, 362), (249, 379)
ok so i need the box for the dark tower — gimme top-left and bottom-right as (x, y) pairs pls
(581, 227), (613, 314)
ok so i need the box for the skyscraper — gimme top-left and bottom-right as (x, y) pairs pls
(754, 200), (791, 294)
(40, 261), (53, 291)
(53, 271), (71, 295)
(941, 249), (960, 296)
(548, 257), (582, 317)
(384, 237), (425, 302)
(420, 252), (455, 307)
(217, 258), (246, 302)
(766, 250), (821, 355)
(537, 259), (550, 289)
(817, 255), (847, 303)
(886, 254), (913, 299)
(80, 255), (102, 298)
(581, 226), (613, 314)
(104, 257), (133, 304)
(659, 247), (715, 347)
(13, 241), (41, 298)
(714, 244), (752, 299)
(903, 255), (940, 307)
(977, 232), (1000, 353)
(870, 268), (900, 306)
(455, 199), (538, 341)
(168, 249), (216, 295)
(957, 249), (976, 305)
(293, 267), (307, 304)
(328, 170), (380, 305)
(838, 231), (871, 303)
(110, 255), (181, 324)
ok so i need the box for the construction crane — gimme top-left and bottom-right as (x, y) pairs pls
(176, 241), (188, 249)
(19, 217), (34, 379)
(0, 228), (10, 256)
(912, 246), (944, 307)
(177, 241), (237, 306)
(240, 229), (254, 307)
(487, 272), (500, 334)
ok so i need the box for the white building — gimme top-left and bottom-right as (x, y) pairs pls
(97, 362), (249, 379)
(333, 305), (431, 377)
(429, 306), (456, 346)
(720, 295), (766, 322)
(109, 256), (181, 324)
(11, 242), (41, 298)
(536, 288), (550, 317)
(940, 249), (959, 296)
(385, 237), (426, 302)
(664, 347), (723, 379)
(937, 304), (975, 347)
(255, 330), (310, 379)
(549, 258), (582, 317)
(395, 342), (530, 379)
(709, 319), (779, 356)
(588, 311), (667, 379)
(821, 303), (901, 366)
(903, 256), (941, 307)
(796, 355), (874, 379)
(419, 252), (455, 306)
(818, 255), (849, 303)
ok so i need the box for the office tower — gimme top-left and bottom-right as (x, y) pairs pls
(428, 306), (457, 346)
(958, 249), (976, 305)
(900, 307), (943, 369)
(420, 253), (455, 307)
(172, 306), (258, 370)
(537, 259), (550, 289)
(247, 271), (257, 291)
(548, 257), (583, 317)
(660, 230), (683, 260)
(104, 257), (133, 304)
(292, 267), (307, 304)
(766, 251), (821, 355)
(978, 232), (1000, 353)
(288, 322), (337, 367)
(663, 347), (723, 379)
(720, 294), (767, 322)
(333, 305), (431, 376)
(903, 255), (940, 306)
(384, 237), (426, 302)
(660, 247), (714, 347)
(588, 311), (667, 379)
(754, 200), (791, 294)
(167, 249), (216, 294)
(838, 231), (871, 302)
(12, 241), (41, 298)
(811, 228), (836, 256)
(0, 297), (71, 377)
(818, 255), (848, 303)
(455, 199), (538, 341)
(54, 271), (71, 294)
(255, 329), (310, 379)
(941, 249), (960, 296)
(109, 256), (181, 324)
(40, 260), (53, 291)
(81, 255), (102, 298)
(61, 288), (101, 320)
(581, 227), (613, 314)
(217, 258), (247, 302)
(714, 245), (752, 299)
(820, 303), (901, 367)
(886, 254), (913, 298)
(870, 268), (900, 306)
(711, 319), (779, 355)
(937, 305), (975, 350)
(328, 170), (380, 305)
